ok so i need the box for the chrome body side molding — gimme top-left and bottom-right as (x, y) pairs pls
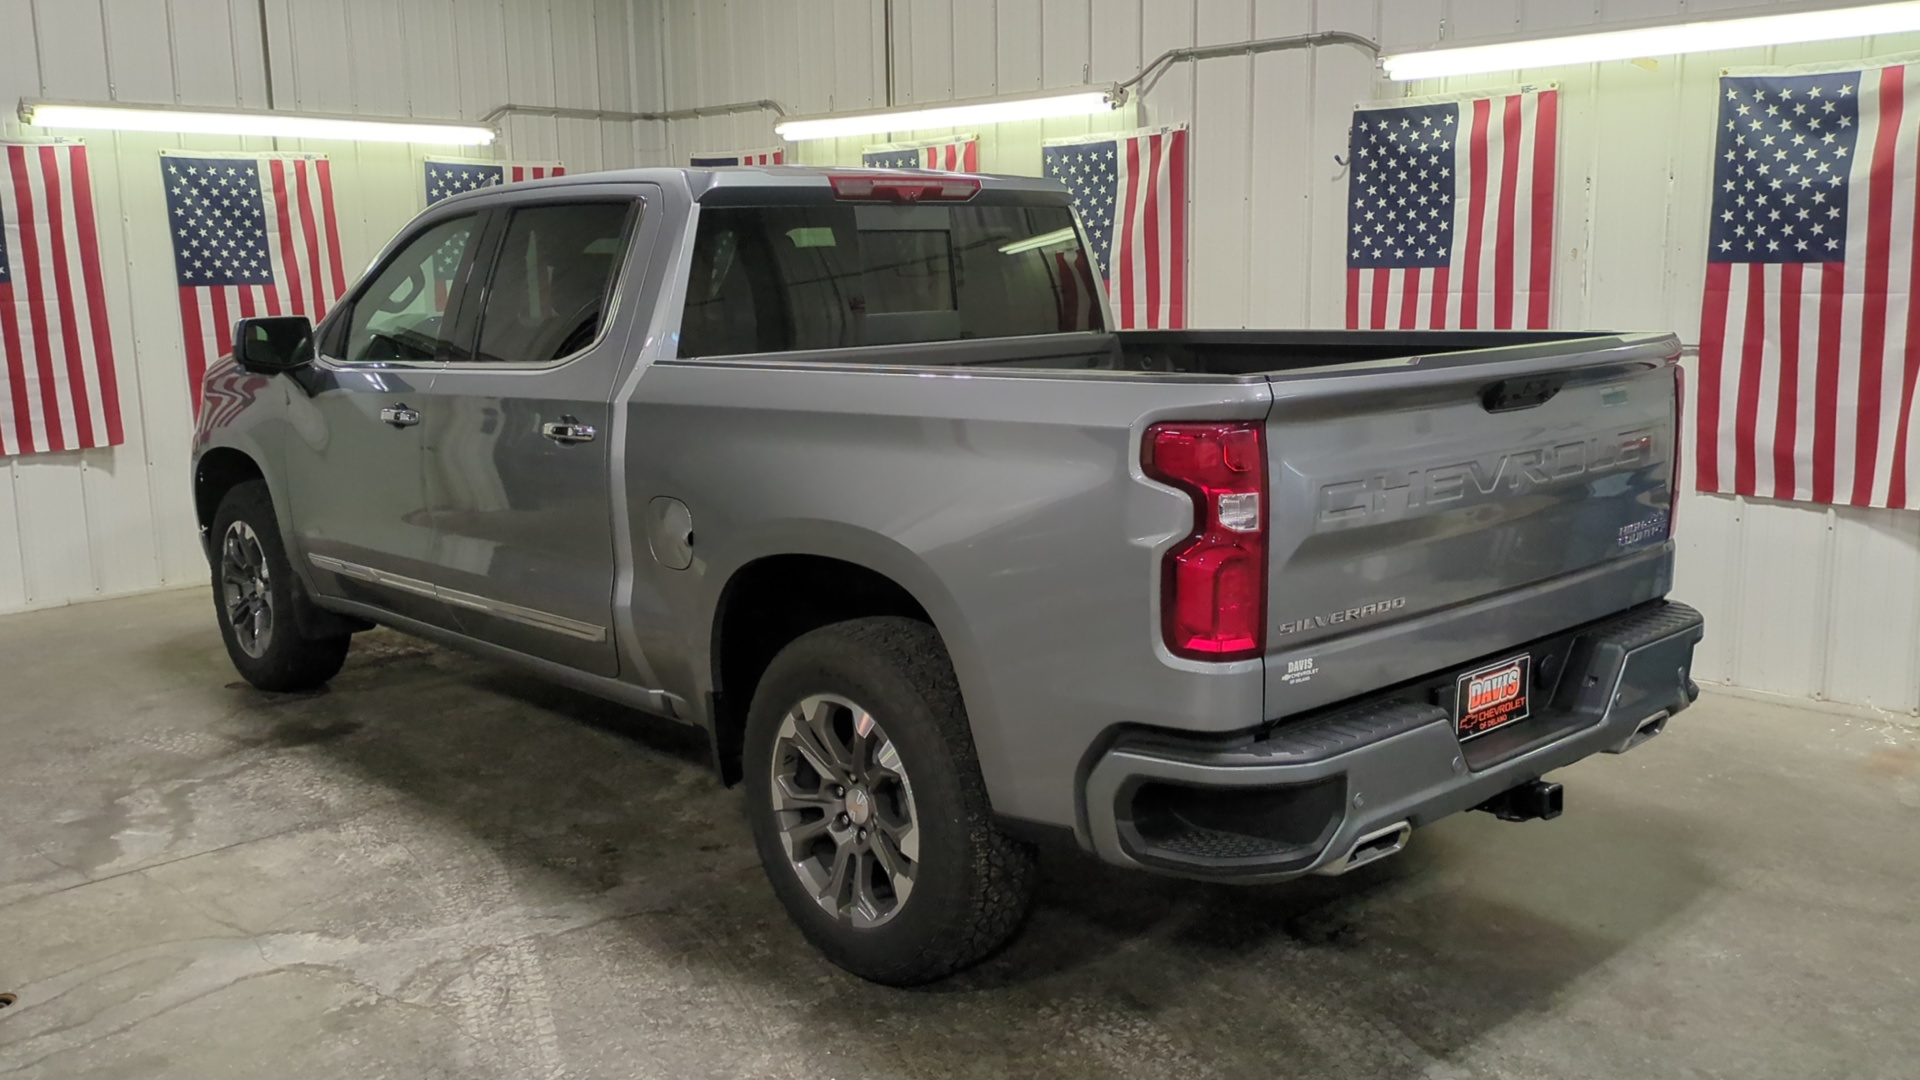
(308, 553), (609, 643)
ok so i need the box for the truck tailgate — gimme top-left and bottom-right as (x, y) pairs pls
(1261, 339), (1680, 715)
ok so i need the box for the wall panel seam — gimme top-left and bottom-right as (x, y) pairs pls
(1811, 507), (1838, 700)
(8, 466), (25, 603)
(110, 129), (166, 592)
(29, 0), (47, 96)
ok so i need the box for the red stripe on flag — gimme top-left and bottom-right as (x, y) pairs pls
(0, 286), (27, 454)
(178, 289), (206, 416)
(1345, 268), (1360, 329)
(1056, 252), (1075, 328)
(1812, 262), (1846, 504)
(963, 141), (979, 173)
(1851, 65), (1903, 506)
(1733, 263), (1767, 496)
(1775, 262), (1804, 501)
(268, 160), (306, 318)
(293, 161), (325, 319)
(1460, 98), (1492, 330)
(1159, 128), (1175, 326)
(9, 143), (63, 450)
(0, 172), (31, 453)
(210, 288), (232, 394)
(1892, 133), (1920, 508)
(1696, 261), (1732, 492)
(1, 145), (40, 454)
(1527, 91), (1557, 330)
(1493, 94), (1522, 330)
(37, 145), (95, 445)
(1399, 267), (1422, 330)
(1118, 137), (1141, 329)
(317, 159), (346, 306)
(1142, 133), (1164, 330)
(1429, 266), (1450, 330)
(66, 144), (121, 445)
(1370, 268), (1390, 330)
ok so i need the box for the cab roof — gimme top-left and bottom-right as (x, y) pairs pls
(430, 163), (1070, 208)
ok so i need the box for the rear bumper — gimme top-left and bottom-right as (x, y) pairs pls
(1081, 600), (1704, 883)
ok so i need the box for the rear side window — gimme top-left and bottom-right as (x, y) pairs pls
(473, 202), (633, 364)
(677, 202), (1101, 359)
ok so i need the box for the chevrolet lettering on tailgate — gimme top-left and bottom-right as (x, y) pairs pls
(1317, 427), (1657, 525)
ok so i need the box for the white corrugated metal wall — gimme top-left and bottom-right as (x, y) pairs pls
(0, 0), (663, 617)
(5, 0), (1917, 718)
(645, 0), (1920, 716)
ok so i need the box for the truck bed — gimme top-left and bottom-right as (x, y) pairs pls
(701, 327), (1669, 381)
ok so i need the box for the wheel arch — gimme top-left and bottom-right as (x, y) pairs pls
(703, 531), (986, 789)
(194, 446), (267, 546)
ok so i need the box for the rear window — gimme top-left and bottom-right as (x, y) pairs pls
(676, 202), (1102, 359)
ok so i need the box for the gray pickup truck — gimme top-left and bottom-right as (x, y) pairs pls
(192, 166), (1703, 984)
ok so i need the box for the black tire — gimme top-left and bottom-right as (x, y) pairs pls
(209, 480), (351, 692)
(743, 617), (1038, 985)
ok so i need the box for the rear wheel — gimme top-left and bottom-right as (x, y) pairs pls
(210, 481), (351, 692)
(743, 617), (1038, 985)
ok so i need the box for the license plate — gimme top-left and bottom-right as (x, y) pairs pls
(1454, 654), (1532, 740)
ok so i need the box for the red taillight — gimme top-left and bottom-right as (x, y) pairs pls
(1671, 363), (1686, 538)
(1143, 422), (1267, 661)
(829, 174), (981, 202)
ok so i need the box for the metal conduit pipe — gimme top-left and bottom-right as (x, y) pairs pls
(480, 31), (1375, 132)
(1116, 30), (1383, 98)
(479, 99), (790, 128)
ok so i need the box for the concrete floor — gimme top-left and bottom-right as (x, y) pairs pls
(1, 589), (1917, 1079)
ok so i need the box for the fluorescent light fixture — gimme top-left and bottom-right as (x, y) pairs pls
(776, 86), (1123, 141)
(19, 98), (496, 145)
(1381, 1), (1920, 80)
(998, 227), (1079, 256)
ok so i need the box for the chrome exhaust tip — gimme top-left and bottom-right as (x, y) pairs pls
(1314, 820), (1412, 876)
(1607, 710), (1670, 754)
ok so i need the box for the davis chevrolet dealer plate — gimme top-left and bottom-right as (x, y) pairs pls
(1455, 654), (1532, 739)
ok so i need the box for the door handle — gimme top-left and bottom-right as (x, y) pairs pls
(380, 404), (421, 428)
(541, 417), (597, 444)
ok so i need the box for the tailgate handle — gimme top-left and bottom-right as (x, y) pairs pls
(1481, 376), (1563, 412)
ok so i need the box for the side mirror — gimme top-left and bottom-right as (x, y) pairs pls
(232, 316), (314, 375)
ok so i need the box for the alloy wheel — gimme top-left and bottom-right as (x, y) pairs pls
(220, 520), (275, 659)
(768, 694), (920, 928)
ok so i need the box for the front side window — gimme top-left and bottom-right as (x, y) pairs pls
(677, 201), (1102, 360)
(343, 215), (475, 363)
(473, 202), (634, 364)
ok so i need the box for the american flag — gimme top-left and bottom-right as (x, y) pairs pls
(1053, 250), (1100, 331)
(1, 141), (122, 457)
(425, 157), (564, 206)
(690, 148), (785, 166)
(862, 136), (979, 172)
(1697, 63), (1920, 510)
(1345, 88), (1559, 330)
(1042, 127), (1187, 330)
(162, 151), (346, 418)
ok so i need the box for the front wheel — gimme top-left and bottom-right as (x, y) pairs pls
(210, 480), (351, 692)
(743, 617), (1038, 985)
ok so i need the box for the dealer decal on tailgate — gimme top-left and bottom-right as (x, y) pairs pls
(1455, 655), (1532, 739)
